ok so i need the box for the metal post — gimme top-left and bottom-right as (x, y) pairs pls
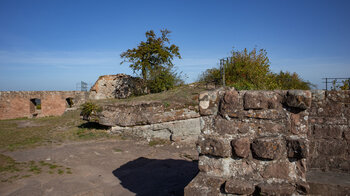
(223, 59), (226, 87)
(325, 78), (328, 91)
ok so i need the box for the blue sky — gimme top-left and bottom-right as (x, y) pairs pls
(0, 0), (349, 90)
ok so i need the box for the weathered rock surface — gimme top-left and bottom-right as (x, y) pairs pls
(98, 101), (200, 127)
(110, 117), (200, 142)
(224, 179), (255, 195)
(89, 74), (148, 100)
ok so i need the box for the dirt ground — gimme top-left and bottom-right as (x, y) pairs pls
(0, 139), (199, 196)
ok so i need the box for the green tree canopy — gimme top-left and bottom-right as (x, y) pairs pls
(198, 47), (312, 90)
(120, 29), (181, 81)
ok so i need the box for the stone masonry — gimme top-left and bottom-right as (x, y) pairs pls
(185, 88), (311, 195)
(89, 74), (148, 100)
(0, 91), (88, 120)
(97, 101), (201, 142)
(308, 90), (350, 172)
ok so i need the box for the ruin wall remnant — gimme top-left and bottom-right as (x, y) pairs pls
(185, 88), (350, 195)
(0, 91), (88, 120)
(89, 74), (148, 100)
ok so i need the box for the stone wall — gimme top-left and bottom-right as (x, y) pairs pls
(97, 101), (201, 142)
(89, 74), (148, 100)
(185, 88), (350, 195)
(308, 90), (350, 172)
(186, 88), (312, 195)
(0, 91), (88, 120)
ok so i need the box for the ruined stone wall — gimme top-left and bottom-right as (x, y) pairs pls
(308, 90), (350, 172)
(89, 74), (148, 100)
(185, 88), (350, 195)
(186, 88), (312, 195)
(97, 101), (201, 142)
(0, 91), (88, 120)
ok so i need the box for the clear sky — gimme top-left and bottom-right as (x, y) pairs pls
(0, 0), (349, 91)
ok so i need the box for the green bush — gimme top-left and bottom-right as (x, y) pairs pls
(198, 47), (312, 90)
(80, 102), (101, 118)
(36, 104), (41, 110)
(147, 67), (184, 93)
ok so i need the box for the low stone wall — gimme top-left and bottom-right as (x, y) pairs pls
(97, 101), (200, 142)
(185, 88), (311, 195)
(308, 90), (350, 172)
(110, 118), (201, 142)
(0, 91), (88, 120)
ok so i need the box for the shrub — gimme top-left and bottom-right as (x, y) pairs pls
(80, 102), (101, 119)
(198, 47), (312, 90)
(147, 67), (184, 93)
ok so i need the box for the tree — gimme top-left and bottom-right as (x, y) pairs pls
(120, 29), (181, 81)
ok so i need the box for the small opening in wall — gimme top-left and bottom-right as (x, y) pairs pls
(66, 98), (74, 108)
(30, 98), (41, 117)
(30, 98), (41, 110)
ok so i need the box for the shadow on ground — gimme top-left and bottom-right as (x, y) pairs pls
(78, 122), (110, 130)
(113, 157), (198, 196)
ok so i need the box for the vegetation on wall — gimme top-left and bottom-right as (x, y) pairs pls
(120, 29), (183, 93)
(198, 47), (313, 90)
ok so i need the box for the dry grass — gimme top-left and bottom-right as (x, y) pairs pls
(0, 84), (210, 151)
(93, 84), (209, 110)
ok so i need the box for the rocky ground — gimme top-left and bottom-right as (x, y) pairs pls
(0, 139), (199, 196)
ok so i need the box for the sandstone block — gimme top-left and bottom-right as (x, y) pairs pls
(224, 179), (255, 195)
(244, 91), (269, 109)
(285, 90), (311, 110)
(262, 162), (291, 179)
(231, 138), (250, 158)
(219, 89), (244, 116)
(252, 137), (284, 160)
(286, 138), (308, 159)
(242, 109), (287, 120)
(184, 173), (225, 196)
(258, 183), (295, 195)
(313, 124), (344, 139)
(197, 136), (231, 157)
(289, 112), (308, 135)
(214, 117), (248, 134)
(317, 139), (346, 156)
(199, 88), (224, 116)
(316, 102), (344, 117)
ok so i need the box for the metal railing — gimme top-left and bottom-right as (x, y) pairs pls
(322, 78), (350, 90)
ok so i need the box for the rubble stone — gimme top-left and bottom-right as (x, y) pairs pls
(285, 90), (311, 110)
(286, 138), (308, 159)
(197, 136), (231, 157)
(257, 183), (295, 195)
(252, 137), (284, 160)
(231, 138), (250, 158)
(224, 179), (255, 195)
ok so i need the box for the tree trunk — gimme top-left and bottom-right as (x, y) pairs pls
(142, 67), (147, 81)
